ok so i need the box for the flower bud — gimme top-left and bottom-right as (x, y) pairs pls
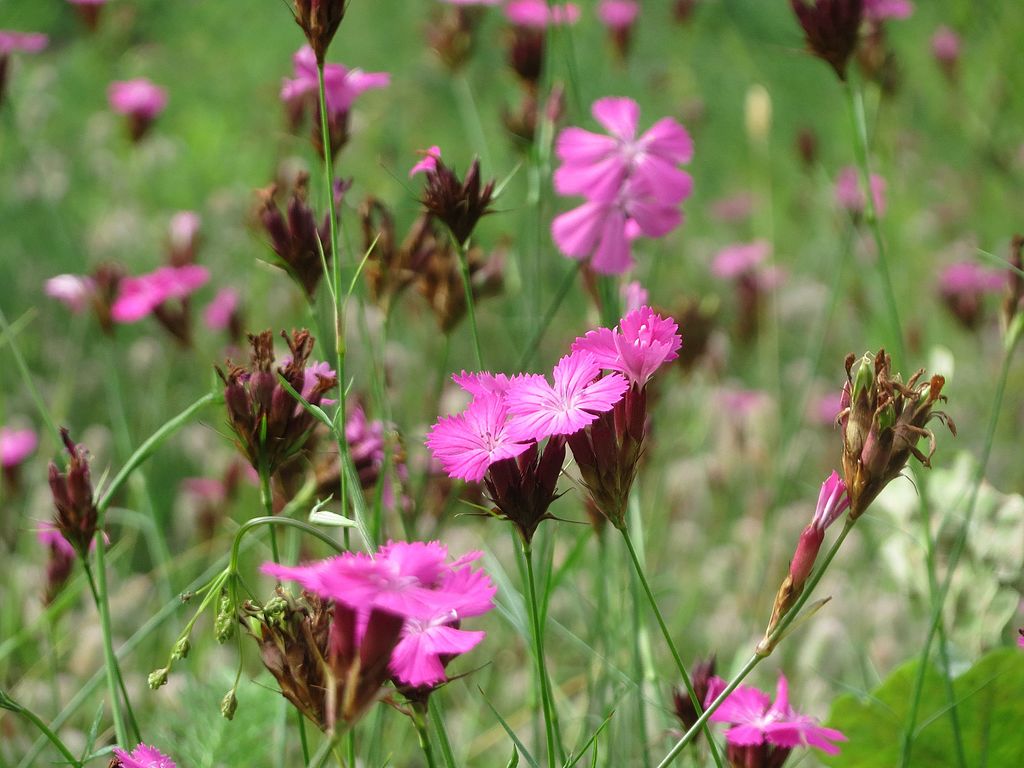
(790, 0), (864, 81)
(48, 429), (98, 556)
(148, 667), (169, 690)
(220, 689), (238, 721)
(215, 589), (236, 644)
(292, 0), (345, 65)
(171, 637), (191, 661)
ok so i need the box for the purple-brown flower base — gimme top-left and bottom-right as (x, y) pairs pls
(790, 0), (864, 82)
(483, 437), (565, 544)
(48, 428), (99, 557)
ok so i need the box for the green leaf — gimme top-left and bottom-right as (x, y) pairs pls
(822, 648), (1024, 767)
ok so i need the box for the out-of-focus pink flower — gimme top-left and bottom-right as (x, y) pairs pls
(0, 31), (48, 55)
(505, 351), (628, 440)
(597, 0), (639, 29)
(410, 145), (442, 177)
(813, 391), (843, 426)
(280, 45), (389, 120)
(931, 26), (961, 63)
(621, 281), (648, 314)
(709, 192), (755, 222)
(1018, 628), (1024, 649)
(111, 744), (176, 768)
(706, 675), (847, 756)
(202, 287), (239, 331)
(572, 306), (681, 387)
(505, 0), (581, 28)
(111, 265), (209, 323)
(717, 387), (770, 417)
(441, 0), (503, 4)
(107, 78), (167, 119)
(37, 522), (77, 559)
(711, 240), (770, 279)
(168, 211), (201, 263)
(426, 392), (531, 482)
(939, 262), (1005, 296)
(864, 0), (913, 21)
(1, 427), (37, 468)
(45, 274), (95, 313)
(834, 166), (886, 217)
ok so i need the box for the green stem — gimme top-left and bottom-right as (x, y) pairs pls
(230, 516), (345, 574)
(619, 528), (723, 768)
(258, 463), (281, 565)
(656, 518), (856, 767)
(412, 706), (440, 768)
(628, 562), (652, 768)
(455, 236), (484, 369)
(898, 341), (1016, 767)
(81, 559), (130, 748)
(0, 306), (62, 448)
(0, 692), (81, 768)
(516, 261), (582, 370)
(428, 697), (458, 768)
(522, 541), (561, 768)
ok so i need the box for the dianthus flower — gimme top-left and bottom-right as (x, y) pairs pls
(938, 261), (1005, 330)
(931, 26), (960, 79)
(203, 287), (242, 337)
(598, 0), (639, 58)
(572, 305), (680, 388)
(706, 675), (846, 758)
(111, 744), (176, 768)
(111, 265), (209, 323)
(107, 78), (167, 141)
(0, 426), (37, 468)
(0, 30), (47, 106)
(789, 0), (863, 81)
(505, 0), (580, 28)
(863, 0), (912, 21)
(834, 166), (886, 218)
(412, 146), (495, 246)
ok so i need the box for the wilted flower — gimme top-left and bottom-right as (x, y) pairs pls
(218, 329), (337, 477)
(839, 350), (955, 519)
(67, 0), (107, 32)
(111, 743), (176, 768)
(938, 261), (1005, 330)
(291, 0), (345, 65)
(107, 78), (167, 142)
(790, 0), (864, 81)
(412, 147), (495, 246)
(834, 166), (886, 219)
(598, 0), (639, 59)
(48, 429), (98, 556)
(706, 675), (846, 763)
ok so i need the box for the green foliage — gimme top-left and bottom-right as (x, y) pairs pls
(823, 648), (1024, 767)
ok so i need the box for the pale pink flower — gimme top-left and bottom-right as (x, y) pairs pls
(711, 240), (771, 279)
(202, 287), (239, 331)
(37, 522), (76, 558)
(111, 744), (176, 768)
(280, 45), (389, 120)
(813, 392), (843, 425)
(931, 26), (960, 63)
(505, 0), (581, 28)
(864, 0), (913, 21)
(621, 281), (648, 314)
(572, 306), (681, 387)
(597, 0), (639, 29)
(717, 387), (770, 416)
(0, 427), (37, 468)
(505, 351), (628, 440)
(107, 78), (167, 119)
(45, 274), (95, 313)
(111, 265), (209, 323)
(0, 31), (48, 55)
(410, 145), (442, 177)
(706, 675), (846, 755)
(834, 166), (886, 217)
(426, 392), (531, 482)
(168, 211), (201, 255)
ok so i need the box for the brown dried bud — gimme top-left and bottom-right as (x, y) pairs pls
(427, 7), (485, 72)
(48, 429), (98, 556)
(790, 0), (864, 81)
(359, 198), (435, 313)
(292, 0), (346, 66)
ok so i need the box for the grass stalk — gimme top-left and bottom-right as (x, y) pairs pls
(522, 540), (561, 768)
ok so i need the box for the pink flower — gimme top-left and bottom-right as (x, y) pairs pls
(597, 0), (639, 29)
(505, 351), (628, 440)
(111, 744), (176, 768)
(1018, 628), (1023, 649)
(834, 166), (886, 217)
(572, 306), (681, 387)
(410, 145), (442, 177)
(813, 392), (843, 426)
(107, 78), (167, 119)
(426, 392), (531, 482)
(810, 471), (850, 532)
(111, 265), (209, 323)
(37, 522), (76, 559)
(202, 287), (239, 331)
(45, 274), (95, 313)
(279, 356), (338, 405)
(931, 26), (961, 63)
(864, 0), (913, 21)
(168, 211), (201, 255)
(451, 370), (514, 400)
(707, 675), (846, 756)
(554, 97), (693, 206)
(0, 427), (37, 468)
(621, 281), (648, 314)
(938, 262), (1005, 296)
(280, 45), (389, 120)
(711, 240), (771, 279)
(505, 0), (581, 28)
(717, 387), (770, 416)
(0, 31), (48, 55)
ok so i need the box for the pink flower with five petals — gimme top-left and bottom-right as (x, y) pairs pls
(572, 306), (681, 387)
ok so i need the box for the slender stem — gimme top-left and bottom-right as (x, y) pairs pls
(0, 306), (62, 447)
(628, 563), (652, 768)
(619, 528), (723, 768)
(0, 693), (81, 768)
(899, 341), (1016, 766)
(81, 560), (129, 748)
(656, 519), (856, 767)
(516, 262), (582, 369)
(455, 236), (484, 369)
(412, 706), (440, 768)
(229, 516), (345, 574)
(522, 541), (560, 768)
(258, 463), (281, 566)
(428, 696), (458, 768)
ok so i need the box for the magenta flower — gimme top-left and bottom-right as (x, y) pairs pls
(598, 0), (639, 29)
(409, 145), (442, 177)
(44, 272), (95, 314)
(572, 306), (681, 388)
(37, 522), (76, 558)
(451, 370), (514, 400)
(1, 427), (37, 468)
(426, 391), (531, 482)
(505, 351), (628, 440)
(281, 45), (389, 120)
(787, 471), (850, 593)
(111, 744), (176, 768)
(0, 30), (48, 55)
(202, 287), (239, 331)
(505, 0), (581, 28)
(864, 0), (913, 21)
(939, 262), (1005, 295)
(932, 26), (961, 64)
(711, 240), (771, 280)
(108, 78), (167, 119)
(834, 166), (886, 217)
(707, 675), (846, 756)
(111, 265), (209, 323)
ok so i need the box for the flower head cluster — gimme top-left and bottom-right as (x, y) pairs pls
(258, 540), (494, 727)
(219, 329), (337, 477)
(712, 240), (781, 342)
(839, 349), (955, 519)
(47, 429), (98, 556)
(412, 146), (495, 246)
(706, 675), (846, 762)
(552, 97), (693, 274)
(790, 0), (864, 81)
(111, 744), (176, 768)
(938, 261), (1005, 330)
(108, 78), (167, 142)
(281, 45), (389, 158)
